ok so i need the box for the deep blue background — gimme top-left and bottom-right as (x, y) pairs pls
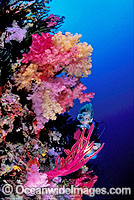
(50, 0), (133, 199)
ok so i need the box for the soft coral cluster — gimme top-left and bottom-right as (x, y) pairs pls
(23, 33), (53, 64)
(45, 14), (60, 28)
(22, 33), (78, 77)
(27, 76), (94, 130)
(15, 31), (95, 130)
(22, 31), (93, 78)
(5, 23), (27, 43)
(52, 31), (93, 77)
(14, 64), (42, 91)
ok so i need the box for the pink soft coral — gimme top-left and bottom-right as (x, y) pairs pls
(22, 33), (78, 76)
(21, 31), (93, 79)
(22, 33), (53, 64)
(24, 171), (49, 188)
(56, 82), (95, 112)
(27, 77), (94, 130)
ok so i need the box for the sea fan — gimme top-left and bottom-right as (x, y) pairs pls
(46, 124), (104, 179)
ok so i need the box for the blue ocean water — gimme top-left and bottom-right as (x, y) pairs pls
(50, 0), (134, 199)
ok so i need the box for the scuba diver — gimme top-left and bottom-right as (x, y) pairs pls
(44, 103), (105, 160)
(74, 103), (101, 159)
(74, 103), (102, 159)
(60, 103), (105, 154)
